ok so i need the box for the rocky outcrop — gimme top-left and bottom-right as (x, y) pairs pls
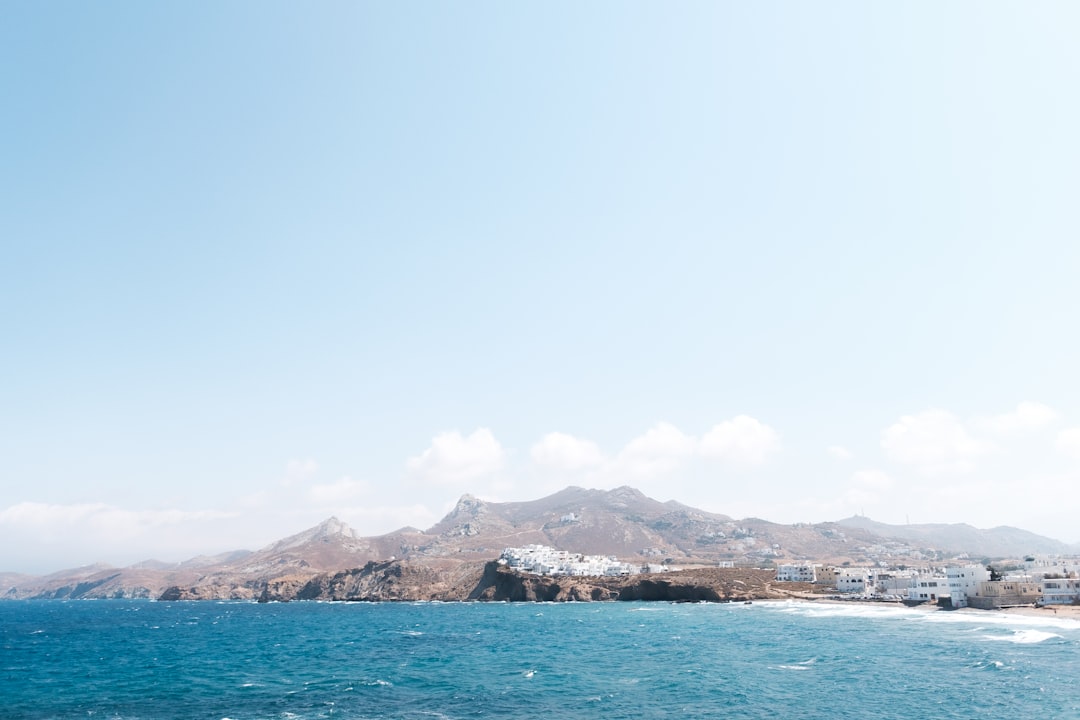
(466, 562), (617, 601)
(255, 559), (489, 603)
(465, 563), (800, 603)
(235, 560), (815, 604)
(159, 583), (260, 601)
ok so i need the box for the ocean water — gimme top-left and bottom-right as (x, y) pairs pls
(2, 599), (1079, 719)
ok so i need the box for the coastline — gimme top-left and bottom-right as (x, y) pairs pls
(766, 592), (1080, 619)
(984, 604), (1080, 619)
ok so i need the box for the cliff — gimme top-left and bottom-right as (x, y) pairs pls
(468, 563), (809, 603)
(254, 559), (488, 602)
(243, 560), (816, 604)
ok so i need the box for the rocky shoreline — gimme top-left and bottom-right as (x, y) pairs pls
(159, 561), (820, 604)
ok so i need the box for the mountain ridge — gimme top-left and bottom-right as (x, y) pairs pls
(835, 515), (1068, 558)
(3, 486), (1075, 600)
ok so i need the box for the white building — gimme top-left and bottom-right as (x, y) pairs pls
(946, 565), (990, 608)
(500, 545), (640, 577)
(1040, 577), (1080, 605)
(775, 564), (818, 582)
(1024, 556), (1080, 576)
(906, 572), (949, 604)
(835, 568), (873, 594)
(875, 570), (916, 596)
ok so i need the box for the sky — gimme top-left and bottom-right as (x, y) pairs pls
(2, 2), (1080, 574)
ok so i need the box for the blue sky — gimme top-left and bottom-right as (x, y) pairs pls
(3, 3), (1080, 573)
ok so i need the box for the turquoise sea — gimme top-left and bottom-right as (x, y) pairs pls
(2, 599), (1079, 719)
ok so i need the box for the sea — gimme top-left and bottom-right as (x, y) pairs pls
(3, 599), (1079, 719)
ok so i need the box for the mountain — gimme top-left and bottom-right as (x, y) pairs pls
(836, 516), (1073, 559)
(3, 486), (1073, 600)
(424, 485), (736, 559)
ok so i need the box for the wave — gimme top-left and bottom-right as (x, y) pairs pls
(754, 599), (1080, 636)
(980, 629), (1062, 645)
(360, 678), (392, 687)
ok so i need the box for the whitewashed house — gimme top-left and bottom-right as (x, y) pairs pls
(1040, 577), (1080, 605)
(946, 565), (990, 608)
(835, 568), (873, 594)
(499, 545), (639, 577)
(906, 572), (949, 604)
(875, 570), (916, 596)
(775, 564), (818, 582)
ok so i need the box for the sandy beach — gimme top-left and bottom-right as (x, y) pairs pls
(773, 591), (1080, 619)
(989, 603), (1080, 619)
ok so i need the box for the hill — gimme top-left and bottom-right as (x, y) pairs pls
(836, 516), (1073, 559)
(2, 486), (1073, 600)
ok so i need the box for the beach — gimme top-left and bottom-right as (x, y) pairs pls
(772, 591), (1080, 619)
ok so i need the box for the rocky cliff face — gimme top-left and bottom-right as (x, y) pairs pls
(243, 560), (812, 604)
(465, 561), (618, 602)
(468, 564), (804, 603)
(254, 559), (489, 603)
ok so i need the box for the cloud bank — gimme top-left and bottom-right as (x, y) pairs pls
(5, 402), (1079, 574)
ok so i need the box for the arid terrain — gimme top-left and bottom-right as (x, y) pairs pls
(3, 486), (1072, 601)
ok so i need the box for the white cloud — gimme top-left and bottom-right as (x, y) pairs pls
(699, 415), (780, 465)
(975, 401), (1059, 434)
(308, 476), (370, 505)
(0, 502), (233, 530)
(530, 432), (607, 471)
(881, 409), (988, 475)
(827, 445), (853, 460)
(851, 469), (892, 490)
(528, 416), (780, 481)
(0, 501), (107, 526)
(281, 458), (319, 486)
(1057, 427), (1080, 460)
(840, 469), (894, 509)
(615, 422), (697, 476)
(0, 502), (240, 568)
(406, 428), (505, 484)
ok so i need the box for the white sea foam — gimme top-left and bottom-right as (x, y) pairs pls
(922, 610), (1080, 635)
(981, 629), (1062, 645)
(362, 678), (392, 687)
(757, 600), (927, 621)
(755, 600), (1080, 636)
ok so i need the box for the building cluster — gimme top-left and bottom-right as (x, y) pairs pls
(499, 545), (644, 577)
(775, 555), (1080, 609)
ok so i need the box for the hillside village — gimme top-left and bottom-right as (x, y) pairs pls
(500, 542), (1080, 609)
(774, 555), (1080, 609)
